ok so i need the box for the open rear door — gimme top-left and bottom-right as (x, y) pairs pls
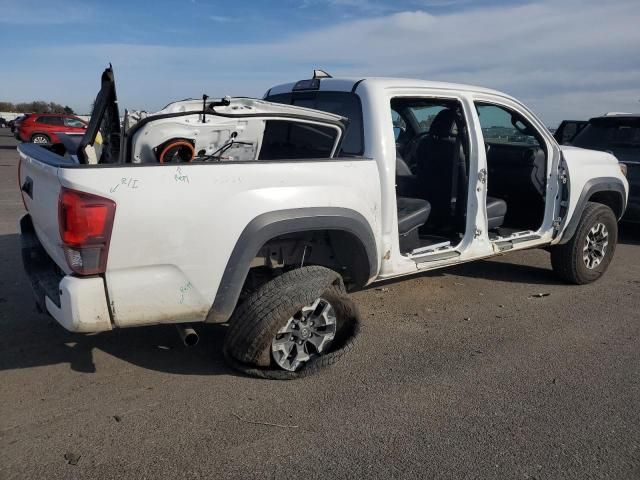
(77, 65), (122, 164)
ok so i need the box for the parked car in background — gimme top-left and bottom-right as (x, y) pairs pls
(554, 119), (588, 144)
(10, 114), (28, 134)
(16, 113), (87, 144)
(570, 114), (639, 222)
(0, 117), (7, 127)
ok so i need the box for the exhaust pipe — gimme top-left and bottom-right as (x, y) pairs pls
(176, 324), (199, 347)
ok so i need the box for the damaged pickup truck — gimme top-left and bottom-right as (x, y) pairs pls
(19, 67), (628, 378)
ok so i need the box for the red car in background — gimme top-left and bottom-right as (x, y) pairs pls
(17, 113), (87, 144)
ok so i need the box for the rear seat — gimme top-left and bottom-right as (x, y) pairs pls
(397, 197), (431, 252)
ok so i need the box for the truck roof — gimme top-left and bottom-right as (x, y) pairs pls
(267, 76), (512, 99)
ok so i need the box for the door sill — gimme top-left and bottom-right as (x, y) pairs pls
(411, 248), (461, 264)
(492, 231), (541, 251)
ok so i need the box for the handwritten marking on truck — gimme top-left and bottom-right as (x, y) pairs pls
(179, 282), (193, 304)
(174, 167), (190, 184)
(110, 177), (140, 193)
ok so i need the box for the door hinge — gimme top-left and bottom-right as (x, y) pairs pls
(478, 168), (487, 184)
(559, 169), (568, 184)
(474, 227), (482, 238)
(552, 217), (562, 229)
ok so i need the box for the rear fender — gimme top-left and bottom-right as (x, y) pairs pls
(208, 207), (378, 323)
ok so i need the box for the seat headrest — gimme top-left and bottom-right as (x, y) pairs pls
(429, 108), (459, 138)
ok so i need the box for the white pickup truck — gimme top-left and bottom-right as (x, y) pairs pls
(19, 68), (628, 378)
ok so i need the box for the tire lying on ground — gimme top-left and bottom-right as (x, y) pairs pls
(551, 201), (618, 284)
(223, 266), (360, 380)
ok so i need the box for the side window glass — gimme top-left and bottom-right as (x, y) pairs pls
(64, 117), (86, 128)
(36, 117), (49, 124)
(475, 103), (540, 147)
(258, 120), (338, 160)
(407, 105), (447, 133)
(391, 109), (406, 140)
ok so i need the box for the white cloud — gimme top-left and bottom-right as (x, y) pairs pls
(1, 0), (639, 124)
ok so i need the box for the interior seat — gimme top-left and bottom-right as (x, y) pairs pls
(414, 108), (467, 230)
(486, 196), (507, 229)
(397, 197), (431, 252)
(397, 197), (431, 234)
(396, 150), (420, 197)
(485, 144), (546, 227)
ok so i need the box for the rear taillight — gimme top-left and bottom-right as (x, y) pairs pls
(58, 188), (116, 275)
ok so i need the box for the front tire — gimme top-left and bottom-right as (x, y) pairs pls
(224, 266), (360, 379)
(551, 202), (618, 284)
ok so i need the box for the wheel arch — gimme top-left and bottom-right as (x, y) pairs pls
(208, 208), (378, 323)
(558, 177), (626, 244)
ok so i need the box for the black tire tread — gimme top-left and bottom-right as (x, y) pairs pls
(223, 266), (359, 380)
(551, 202), (617, 284)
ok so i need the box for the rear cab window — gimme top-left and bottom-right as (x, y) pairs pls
(259, 120), (339, 160)
(265, 91), (364, 157)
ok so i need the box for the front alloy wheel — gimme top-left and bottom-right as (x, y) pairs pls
(583, 222), (609, 269)
(551, 201), (618, 284)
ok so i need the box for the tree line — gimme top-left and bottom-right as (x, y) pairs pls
(0, 101), (75, 115)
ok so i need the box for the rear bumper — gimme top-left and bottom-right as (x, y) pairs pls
(20, 214), (112, 333)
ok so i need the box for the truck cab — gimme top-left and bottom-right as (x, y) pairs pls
(265, 75), (623, 279)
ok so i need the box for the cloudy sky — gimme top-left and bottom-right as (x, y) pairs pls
(0, 0), (638, 125)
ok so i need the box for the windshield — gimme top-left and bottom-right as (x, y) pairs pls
(572, 118), (640, 159)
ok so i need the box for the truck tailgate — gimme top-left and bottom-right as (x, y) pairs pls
(18, 144), (69, 273)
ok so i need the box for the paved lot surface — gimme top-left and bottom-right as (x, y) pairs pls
(0, 128), (638, 479)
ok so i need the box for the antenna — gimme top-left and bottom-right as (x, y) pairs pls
(313, 69), (332, 79)
(202, 94), (209, 123)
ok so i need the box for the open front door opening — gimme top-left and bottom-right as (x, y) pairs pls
(474, 102), (548, 240)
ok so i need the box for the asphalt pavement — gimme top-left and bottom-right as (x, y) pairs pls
(0, 129), (638, 479)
